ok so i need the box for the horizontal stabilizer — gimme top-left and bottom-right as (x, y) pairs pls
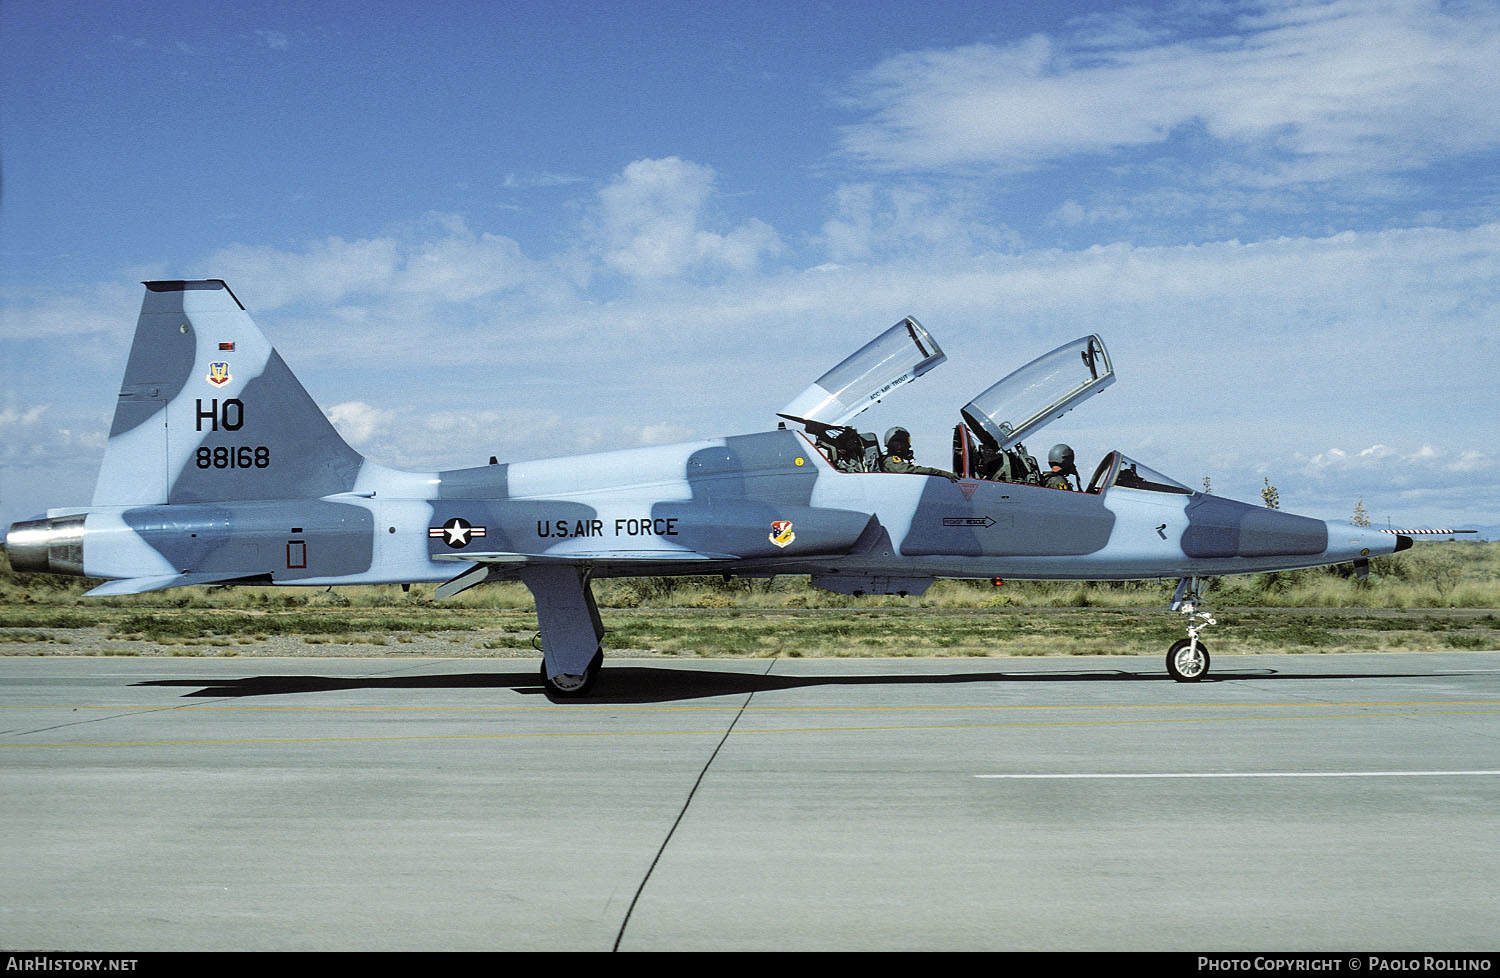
(435, 561), (490, 600)
(1379, 528), (1476, 535)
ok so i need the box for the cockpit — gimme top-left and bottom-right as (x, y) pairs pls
(1086, 452), (1194, 495)
(781, 321), (1199, 497)
(950, 334), (1112, 488)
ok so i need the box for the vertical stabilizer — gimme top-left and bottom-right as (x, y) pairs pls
(92, 280), (365, 506)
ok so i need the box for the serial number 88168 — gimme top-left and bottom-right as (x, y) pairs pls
(196, 446), (271, 469)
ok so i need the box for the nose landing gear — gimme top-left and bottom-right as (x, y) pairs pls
(1167, 577), (1216, 682)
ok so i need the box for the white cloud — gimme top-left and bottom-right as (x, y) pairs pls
(0, 405), (48, 428)
(820, 182), (1018, 263)
(0, 281), (139, 341)
(196, 159), (789, 328)
(392, 225), (535, 302)
(206, 236), (402, 309)
(325, 401), (396, 446)
(591, 157), (782, 280)
(838, 0), (1500, 187)
(1452, 450), (1489, 474)
(200, 214), (557, 312)
(1305, 443), (1495, 481)
(1048, 198), (1135, 228)
(1266, 441), (1498, 525)
(636, 422), (695, 446)
(502, 171), (585, 189)
(0, 402), (105, 468)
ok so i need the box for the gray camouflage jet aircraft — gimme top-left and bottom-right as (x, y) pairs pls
(4, 280), (1413, 696)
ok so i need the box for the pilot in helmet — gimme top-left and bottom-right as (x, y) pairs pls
(1043, 443), (1077, 490)
(881, 427), (959, 482)
(834, 427), (868, 472)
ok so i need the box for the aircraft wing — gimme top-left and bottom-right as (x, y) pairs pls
(82, 552), (741, 599)
(431, 548), (744, 599)
(433, 549), (740, 564)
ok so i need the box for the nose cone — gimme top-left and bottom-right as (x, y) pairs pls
(1182, 495), (1408, 567)
(1183, 495), (1328, 558)
(1321, 522), (1411, 563)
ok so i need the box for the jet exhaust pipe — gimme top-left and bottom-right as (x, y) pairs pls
(4, 516), (86, 577)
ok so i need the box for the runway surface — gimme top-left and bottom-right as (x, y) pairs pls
(2, 651), (1498, 951)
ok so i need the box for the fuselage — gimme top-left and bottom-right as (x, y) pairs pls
(2, 280), (1407, 598)
(7, 427), (1406, 595)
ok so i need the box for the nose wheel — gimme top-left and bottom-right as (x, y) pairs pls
(1166, 637), (1210, 682)
(1168, 577), (1216, 682)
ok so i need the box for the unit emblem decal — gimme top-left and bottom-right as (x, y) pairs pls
(769, 520), (795, 548)
(207, 361), (232, 386)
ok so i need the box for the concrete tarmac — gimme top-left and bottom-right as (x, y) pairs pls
(2, 651), (1498, 951)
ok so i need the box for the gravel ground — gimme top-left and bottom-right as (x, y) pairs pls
(0, 626), (674, 658)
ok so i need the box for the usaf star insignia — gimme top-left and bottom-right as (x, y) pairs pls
(429, 517), (486, 548)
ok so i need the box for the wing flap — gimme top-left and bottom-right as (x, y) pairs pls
(432, 548), (740, 599)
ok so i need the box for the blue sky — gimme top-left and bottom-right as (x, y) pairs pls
(3, 0), (1498, 532)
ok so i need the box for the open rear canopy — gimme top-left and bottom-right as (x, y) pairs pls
(961, 334), (1113, 451)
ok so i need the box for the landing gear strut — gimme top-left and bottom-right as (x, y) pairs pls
(1167, 576), (1215, 682)
(522, 564), (608, 700)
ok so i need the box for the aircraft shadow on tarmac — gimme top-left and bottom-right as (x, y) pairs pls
(133, 664), (1457, 705)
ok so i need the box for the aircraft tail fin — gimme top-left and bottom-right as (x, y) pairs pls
(92, 280), (366, 506)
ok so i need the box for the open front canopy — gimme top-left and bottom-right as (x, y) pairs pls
(778, 317), (945, 428)
(961, 335), (1114, 451)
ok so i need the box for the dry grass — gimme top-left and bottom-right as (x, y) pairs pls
(3, 541), (1497, 658)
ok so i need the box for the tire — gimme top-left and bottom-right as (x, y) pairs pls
(540, 648), (604, 699)
(1166, 638), (1210, 682)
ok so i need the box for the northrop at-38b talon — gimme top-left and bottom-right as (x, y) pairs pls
(4, 280), (1413, 696)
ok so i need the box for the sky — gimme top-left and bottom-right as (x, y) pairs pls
(3, 0), (1498, 534)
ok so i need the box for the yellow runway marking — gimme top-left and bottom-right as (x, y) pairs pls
(2, 704), (1498, 748)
